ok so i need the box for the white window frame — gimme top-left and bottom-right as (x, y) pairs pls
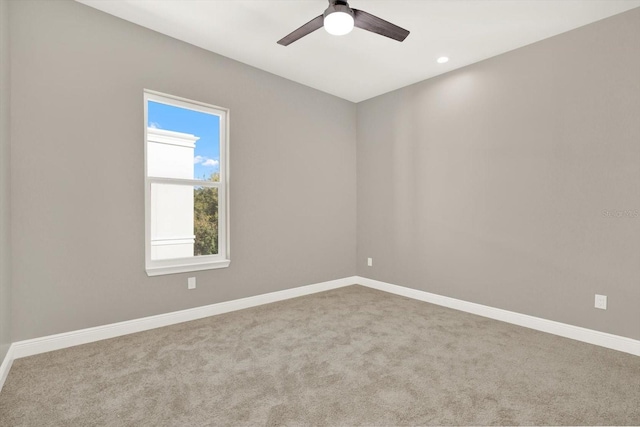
(144, 90), (230, 276)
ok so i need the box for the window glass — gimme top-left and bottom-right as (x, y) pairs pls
(144, 91), (229, 276)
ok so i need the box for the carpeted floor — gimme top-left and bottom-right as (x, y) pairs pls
(0, 285), (639, 426)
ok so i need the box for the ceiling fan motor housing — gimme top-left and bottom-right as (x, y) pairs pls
(324, 1), (354, 20)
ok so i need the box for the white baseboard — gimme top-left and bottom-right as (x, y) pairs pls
(0, 345), (14, 392)
(10, 276), (358, 361)
(2, 274), (637, 394)
(356, 276), (640, 357)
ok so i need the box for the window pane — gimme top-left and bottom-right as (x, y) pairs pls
(147, 101), (221, 182)
(193, 186), (219, 256)
(150, 183), (218, 260)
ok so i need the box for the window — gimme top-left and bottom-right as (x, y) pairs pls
(144, 90), (229, 276)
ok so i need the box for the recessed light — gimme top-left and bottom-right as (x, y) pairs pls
(437, 56), (449, 64)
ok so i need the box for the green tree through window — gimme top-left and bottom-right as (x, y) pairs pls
(194, 172), (219, 256)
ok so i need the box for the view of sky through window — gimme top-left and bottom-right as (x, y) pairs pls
(148, 101), (220, 180)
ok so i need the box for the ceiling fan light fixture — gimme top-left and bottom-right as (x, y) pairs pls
(277, 0), (409, 46)
(324, 10), (354, 36)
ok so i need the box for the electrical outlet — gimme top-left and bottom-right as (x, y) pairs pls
(594, 294), (607, 310)
(188, 277), (196, 290)
(367, 258), (373, 267)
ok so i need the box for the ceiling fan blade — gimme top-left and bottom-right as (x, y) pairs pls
(277, 15), (324, 46)
(353, 9), (409, 42)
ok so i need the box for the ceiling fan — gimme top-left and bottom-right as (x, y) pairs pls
(277, 0), (410, 46)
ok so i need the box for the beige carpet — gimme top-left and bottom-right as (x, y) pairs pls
(0, 285), (639, 426)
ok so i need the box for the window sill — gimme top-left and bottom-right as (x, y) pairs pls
(146, 259), (230, 277)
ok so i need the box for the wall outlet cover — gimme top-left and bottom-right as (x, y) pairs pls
(594, 294), (607, 310)
(188, 277), (196, 290)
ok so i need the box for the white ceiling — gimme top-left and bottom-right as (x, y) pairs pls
(77, 0), (640, 103)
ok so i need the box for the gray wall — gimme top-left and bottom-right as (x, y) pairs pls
(357, 9), (640, 340)
(10, 0), (356, 341)
(7, 0), (639, 344)
(0, 0), (11, 361)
